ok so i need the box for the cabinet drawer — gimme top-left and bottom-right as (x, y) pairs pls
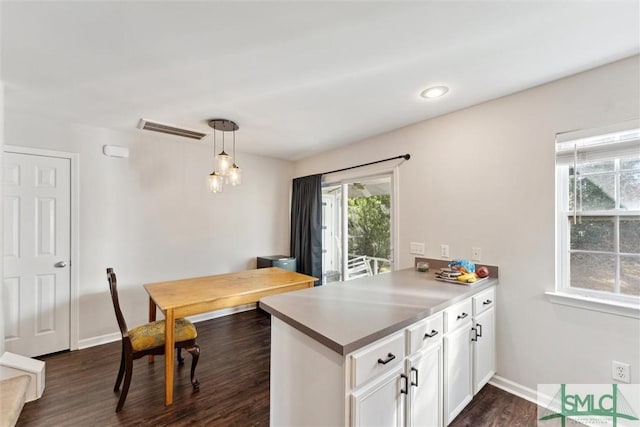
(473, 287), (495, 315)
(444, 299), (473, 333)
(350, 331), (405, 388)
(406, 313), (443, 355)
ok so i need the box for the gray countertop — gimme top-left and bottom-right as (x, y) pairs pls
(259, 268), (498, 355)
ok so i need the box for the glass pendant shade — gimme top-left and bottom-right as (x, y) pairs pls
(217, 151), (231, 175)
(228, 164), (242, 186)
(208, 119), (241, 193)
(208, 171), (224, 193)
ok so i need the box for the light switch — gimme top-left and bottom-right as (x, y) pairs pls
(410, 242), (425, 255)
(440, 244), (449, 258)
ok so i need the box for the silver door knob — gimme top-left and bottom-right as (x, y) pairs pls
(54, 261), (68, 268)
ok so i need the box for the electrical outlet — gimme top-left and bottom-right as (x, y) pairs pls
(612, 361), (630, 383)
(440, 244), (450, 258)
(471, 247), (482, 261)
(410, 242), (425, 255)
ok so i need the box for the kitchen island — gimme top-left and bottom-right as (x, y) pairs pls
(259, 267), (498, 426)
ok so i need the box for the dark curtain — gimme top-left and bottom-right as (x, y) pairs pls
(290, 174), (322, 285)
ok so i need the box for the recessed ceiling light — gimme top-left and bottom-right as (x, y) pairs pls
(420, 85), (449, 99)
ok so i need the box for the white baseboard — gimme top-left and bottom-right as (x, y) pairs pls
(489, 375), (539, 405)
(78, 304), (257, 350)
(186, 303), (256, 323)
(78, 332), (120, 349)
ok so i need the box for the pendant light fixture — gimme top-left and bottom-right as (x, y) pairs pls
(228, 129), (242, 186)
(217, 130), (231, 175)
(207, 119), (241, 193)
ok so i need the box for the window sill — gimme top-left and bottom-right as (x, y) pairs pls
(545, 291), (640, 319)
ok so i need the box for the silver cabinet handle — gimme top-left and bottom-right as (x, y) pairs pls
(54, 261), (68, 268)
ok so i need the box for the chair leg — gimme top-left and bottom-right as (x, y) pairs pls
(114, 345), (125, 392)
(177, 347), (184, 366)
(187, 344), (200, 390)
(116, 355), (134, 412)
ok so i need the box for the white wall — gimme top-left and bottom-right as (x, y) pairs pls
(295, 56), (640, 389)
(0, 82), (4, 354)
(0, 0), (5, 355)
(4, 113), (293, 343)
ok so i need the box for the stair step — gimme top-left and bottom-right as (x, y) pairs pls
(0, 375), (30, 427)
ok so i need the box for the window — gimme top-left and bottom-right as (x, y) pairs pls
(554, 121), (640, 313)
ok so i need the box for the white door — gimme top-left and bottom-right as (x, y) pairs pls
(3, 152), (71, 357)
(473, 307), (495, 395)
(444, 325), (473, 425)
(351, 365), (404, 427)
(408, 343), (443, 427)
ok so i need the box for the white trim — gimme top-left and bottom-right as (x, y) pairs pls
(555, 139), (640, 310)
(489, 375), (551, 406)
(4, 145), (75, 160)
(545, 291), (640, 319)
(78, 332), (121, 349)
(392, 166), (400, 271)
(185, 303), (256, 323)
(322, 161), (398, 183)
(322, 167), (399, 276)
(78, 306), (258, 350)
(556, 119), (640, 143)
(70, 154), (80, 350)
(2, 145), (81, 352)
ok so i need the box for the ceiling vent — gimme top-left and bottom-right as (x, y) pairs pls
(137, 119), (208, 140)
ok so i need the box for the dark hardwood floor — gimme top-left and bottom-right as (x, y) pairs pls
(18, 309), (538, 426)
(449, 384), (538, 427)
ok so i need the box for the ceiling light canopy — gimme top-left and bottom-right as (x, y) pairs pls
(421, 85), (449, 99)
(207, 119), (242, 193)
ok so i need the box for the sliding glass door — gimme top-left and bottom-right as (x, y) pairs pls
(322, 175), (393, 284)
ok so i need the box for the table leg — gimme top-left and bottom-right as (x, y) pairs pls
(164, 308), (175, 406)
(148, 297), (157, 364)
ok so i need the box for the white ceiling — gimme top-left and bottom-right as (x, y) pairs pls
(2, 1), (639, 160)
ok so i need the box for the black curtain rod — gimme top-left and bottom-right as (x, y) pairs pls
(319, 153), (410, 176)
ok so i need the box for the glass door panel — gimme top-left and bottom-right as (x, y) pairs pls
(322, 175), (392, 283)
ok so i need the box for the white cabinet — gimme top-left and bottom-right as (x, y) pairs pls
(443, 298), (473, 425)
(350, 332), (405, 388)
(443, 286), (497, 425)
(472, 287), (496, 395)
(351, 365), (405, 427)
(407, 342), (442, 427)
(268, 284), (496, 427)
(349, 331), (406, 427)
(406, 313), (443, 427)
(351, 313), (445, 427)
(443, 318), (473, 425)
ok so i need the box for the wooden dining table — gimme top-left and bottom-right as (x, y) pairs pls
(144, 267), (317, 405)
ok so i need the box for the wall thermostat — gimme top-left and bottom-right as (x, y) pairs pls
(103, 145), (130, 158)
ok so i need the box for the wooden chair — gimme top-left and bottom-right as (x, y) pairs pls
(107, 268), (200, 412)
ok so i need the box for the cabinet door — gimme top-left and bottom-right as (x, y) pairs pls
(444, 323), (473, 425)
(407, 342), (442, 427)
(351, 365), (404, 427)
(473, 307), (495, 395)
